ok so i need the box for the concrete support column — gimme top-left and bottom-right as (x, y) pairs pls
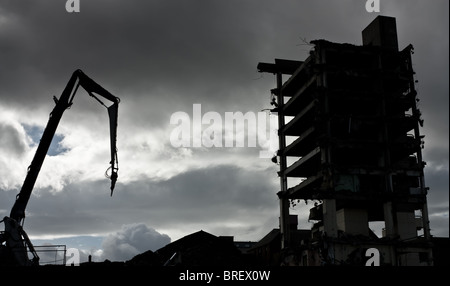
(275, 72), (291, 250)
(383, 201), (396, 238)
(322, 199), (338, 237)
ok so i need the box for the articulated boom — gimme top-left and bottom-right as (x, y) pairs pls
(0, 69), (120, 266)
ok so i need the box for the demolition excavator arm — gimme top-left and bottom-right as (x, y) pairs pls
(0, 69), (120, 266)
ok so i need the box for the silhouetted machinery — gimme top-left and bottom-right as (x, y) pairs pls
(0, 69), (120, 266)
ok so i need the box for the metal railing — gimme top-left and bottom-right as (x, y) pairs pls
(30, 244), (67, 266)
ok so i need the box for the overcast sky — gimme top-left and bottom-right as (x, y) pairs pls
(0, 0), (448, 263)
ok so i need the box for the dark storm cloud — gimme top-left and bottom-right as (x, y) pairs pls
(2, 1), (266, 100)
(425, 167), (449, 237)
(6, 164), (278, 238)
(0, 0), (372, 124)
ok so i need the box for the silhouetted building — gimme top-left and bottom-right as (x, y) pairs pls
(257, 16), (433, 265)
(431, 237), (450, 266)
(153, 230), (252, 267)
(233, 241), (257, 254)
(248, 215), (311, 266)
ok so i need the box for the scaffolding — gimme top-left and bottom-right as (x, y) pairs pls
(32, 245), (67, 266)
